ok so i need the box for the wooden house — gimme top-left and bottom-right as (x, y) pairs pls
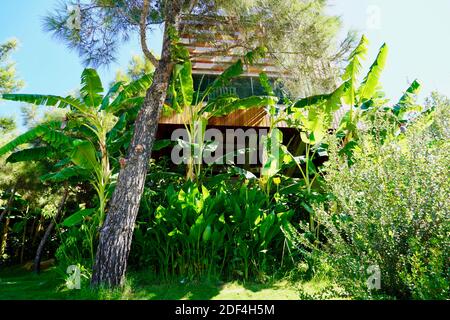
(154, 15), (342, 168)
(158, 15), (286, 129)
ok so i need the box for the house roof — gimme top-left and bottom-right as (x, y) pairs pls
(158, 15), (347, 130)
(179, 15), (282, 78)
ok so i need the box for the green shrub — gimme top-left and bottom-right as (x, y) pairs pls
(316, 106), (450, 299)
(130, 178), (294, 281)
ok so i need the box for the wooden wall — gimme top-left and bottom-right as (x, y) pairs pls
(159, 107), (289, 128)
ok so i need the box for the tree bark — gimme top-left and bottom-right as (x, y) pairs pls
(91, 3), (184, 287)
(20, 206), (29, 264)
(34, 188), (69, 274)
(0, 217), (10, 257)
(0, 187), (16, 258)
(0, 186), (16, 227)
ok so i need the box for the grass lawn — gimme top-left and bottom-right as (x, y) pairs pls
(0, 267), (332, 300)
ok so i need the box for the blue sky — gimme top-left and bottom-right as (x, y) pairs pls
(0, 0), (162, 129)
(329, 0), (450, 102)
(1, 0), (449, 130)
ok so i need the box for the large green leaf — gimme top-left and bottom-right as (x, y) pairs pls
(0, 126), (43, 157)
(169, 60), (194, 112)
(6, 146), (54, 163)
(121, 74), (153, 97)
(176, 60), (194, 107)
(153, 139), (173, 151)
(80, 68), (104, 108)
(106, 74), (153, 112)
(0, 122), (70, 157)
(189, 214), (206, 241)
(211, 96), (278, 117)
(40, 166), (90, 183)
(200, 94), (238, 115)
(110, 97), (145, 114)
(261, 128), (284, 178)
(293, 106), (328, 145)
(293, 82), (348, 112)
(260, 213), (276, 246)
(101, 81), (124, 110)
(207, 59), (244, 94)
(1, 94), (87, 113)
(41, 128), (73, 148)
(259, 72), (275, 96)
(342, 35), (369, 105)
(358, 43), (388, 101)
(325, 81), (349, 112)
(293, 94), (329, 109)
(70, 140), (98, 170)
(61, 208), (96, 227)
(343, 35), (369, 82)
(395, 80), (421, 109)
(393, 80), (421, 119)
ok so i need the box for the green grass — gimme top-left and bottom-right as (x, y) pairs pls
(0, 267), (334, 300)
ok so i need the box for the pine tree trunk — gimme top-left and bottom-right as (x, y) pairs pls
(34, 188), (69, 273)
(20, 207), (28, 264)
(1, 217), (10, 258)
(91, 8), (182, 287)
(0, 187), (15, 259)
(0, 186), (16, 226)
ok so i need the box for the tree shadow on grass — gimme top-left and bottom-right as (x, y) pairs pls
(239, 280), (301, 300)
(0, 267), (65, 300)
(0, 267), (301, 300)
(128, 272), (223, 300)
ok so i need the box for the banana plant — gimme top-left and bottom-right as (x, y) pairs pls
(292, 35), (389, 143)
(0, 69), (152, 263)
(250, 37), (389, 237)
(285, 37), (426, 239)
(292, 36), (422, 158)
(391, 79), (422, 122)
(170, 58), (279, 181)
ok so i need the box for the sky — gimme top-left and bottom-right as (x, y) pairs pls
(0, 0), (162, 130)
(328, 0), (450, 102)
(1, 0), (450, 131)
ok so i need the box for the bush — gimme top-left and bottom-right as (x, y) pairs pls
(316, 105), (450, 299)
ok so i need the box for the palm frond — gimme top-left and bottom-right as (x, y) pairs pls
(0, 122), (72, 157)
(358, 43), (388, 101)
(207, 59), (244, 95)
(80, 68), (104, 108)
(6, 146), (55, 163)
(101, 81), (124, 110)
(40, 166), (90, 183)
(107, 74), (153, 112)
(211, 96), (278, 117)
(1, 94), (87, 112)
(342, 35), (369, 105)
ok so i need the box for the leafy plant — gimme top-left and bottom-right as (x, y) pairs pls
(169, 57), (278, 181)
(0, 68), (153, 265)
(315, 105), (450, 299)
(131, 178), (294, 281)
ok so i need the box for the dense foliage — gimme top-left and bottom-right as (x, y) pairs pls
(0, 27), (448, 299)
(0, 39), (24, 94)
(131, 173), (307, 281)
(316, 101), (449, 299)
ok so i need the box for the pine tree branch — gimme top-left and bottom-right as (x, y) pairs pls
(140, 0), (160, 68)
